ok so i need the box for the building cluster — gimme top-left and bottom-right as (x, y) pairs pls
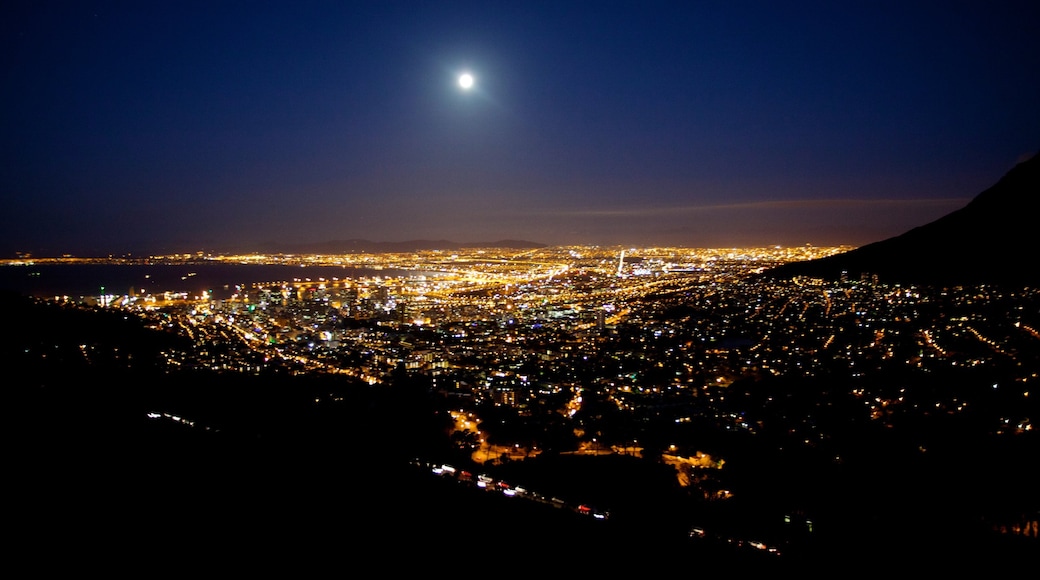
(102, 245), (1037, 463)
(12, 244), (1037, 546)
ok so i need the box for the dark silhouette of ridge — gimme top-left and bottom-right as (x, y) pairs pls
(254, 238), (547, 254)
(5, 238), (548, 259)
(763, 152), (1040, 286)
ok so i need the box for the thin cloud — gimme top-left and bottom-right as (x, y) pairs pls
(545, 198), (971, 218)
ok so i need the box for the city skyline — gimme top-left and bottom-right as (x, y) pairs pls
(7, 241), (1037, 568)
(3, 1), (1038, 256)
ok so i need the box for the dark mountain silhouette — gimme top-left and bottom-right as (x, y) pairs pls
(762, 152), (1040, 286)
(7, 238), (549, 258)
(251, 238), (547, 254)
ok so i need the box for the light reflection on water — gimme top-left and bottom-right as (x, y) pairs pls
(0, 263), (430, 300)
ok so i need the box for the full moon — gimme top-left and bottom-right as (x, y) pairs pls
(458, 73), (474, 90)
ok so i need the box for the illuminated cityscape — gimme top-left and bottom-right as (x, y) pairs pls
(5, 244), (1036, 565)
(5, 1), (1038, 571)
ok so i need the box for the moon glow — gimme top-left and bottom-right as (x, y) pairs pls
(458, 73), (474, 90)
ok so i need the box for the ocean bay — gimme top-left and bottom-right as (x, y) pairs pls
(0, 261), (422, 300)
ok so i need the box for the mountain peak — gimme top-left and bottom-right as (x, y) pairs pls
(762, 152), (1040, 286)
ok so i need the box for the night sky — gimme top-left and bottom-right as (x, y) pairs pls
(3, 1), (1038, 256)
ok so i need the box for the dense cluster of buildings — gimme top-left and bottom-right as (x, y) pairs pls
(15, 245), (1037, 544)
(106, 245), (1036, 455)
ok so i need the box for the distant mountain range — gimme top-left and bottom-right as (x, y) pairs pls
(251, 238), (547, 254)
(762, 152), (1040, 286)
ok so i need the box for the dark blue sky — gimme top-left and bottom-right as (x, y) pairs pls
(3, 1), (1038, 256)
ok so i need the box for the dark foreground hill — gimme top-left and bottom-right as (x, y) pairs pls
(763, 152), (1040, 286)
(6, 293), (1036, 573)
